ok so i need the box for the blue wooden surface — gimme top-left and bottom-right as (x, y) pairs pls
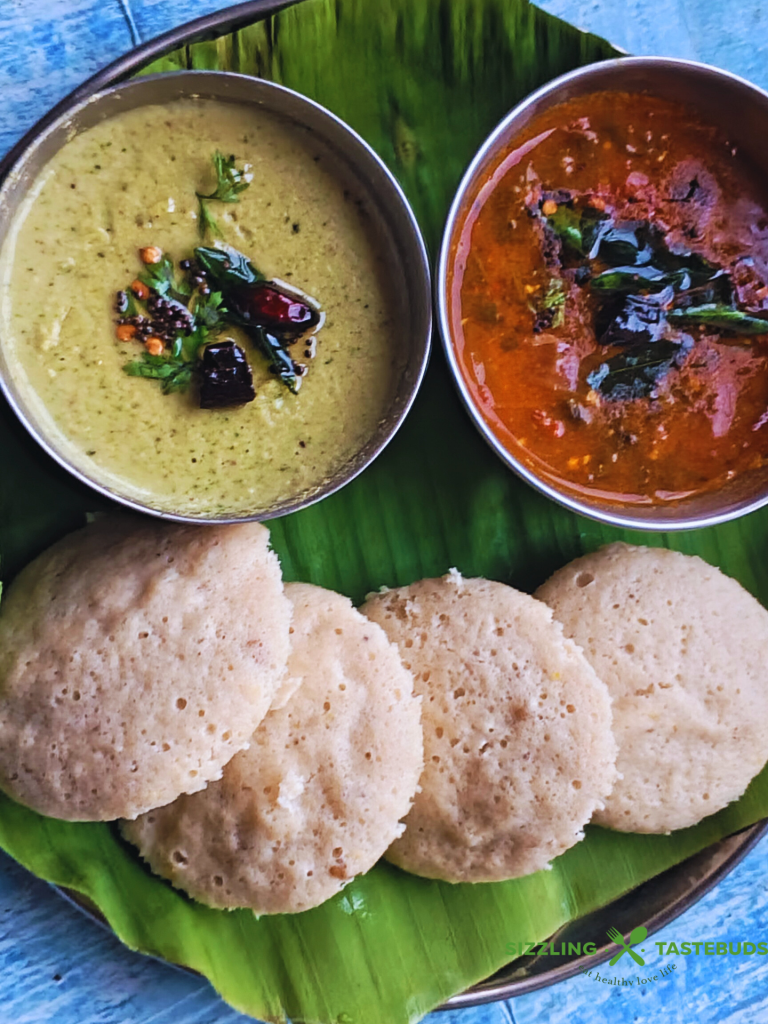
(2, 1), (768, 1022)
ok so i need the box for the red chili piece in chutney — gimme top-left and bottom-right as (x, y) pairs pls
(447, 92), (768, 506)
(232, 283), (320, 336)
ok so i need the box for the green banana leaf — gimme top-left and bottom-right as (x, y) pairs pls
(2, 1), (768, 1022)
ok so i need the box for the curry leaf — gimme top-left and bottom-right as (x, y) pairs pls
(543, 202), (609, 258)
(195, 245), (265, 288)
(590, 264), (685, 293)
(248, 325), (300, 393)
(587, 339), (688, 400)
(667, 304), (768, 335)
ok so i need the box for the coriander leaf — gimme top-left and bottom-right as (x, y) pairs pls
(176, 293), (228, 362)
(137, 255), (191, 300)
(195, 290), (226, 329)
(531, 277), (566, 333)
(181, 326), (207, 362)
(138, 255), (174, 296)
(197, 197), (221, 239)
(198, 152), (251, 205)
(161, 365), (194, 394)
(196, 151), (251, 238)
(123, 352), (195, 394)
(172, 276), (192, 299)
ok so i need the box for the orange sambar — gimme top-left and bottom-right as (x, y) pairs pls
(447, 91), (768, 506)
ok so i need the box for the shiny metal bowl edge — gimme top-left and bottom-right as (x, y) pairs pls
(437, 57), (768, 531)
(0, 71), (432, 523)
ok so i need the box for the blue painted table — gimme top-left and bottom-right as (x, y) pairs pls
(1, 2), (768, 1022)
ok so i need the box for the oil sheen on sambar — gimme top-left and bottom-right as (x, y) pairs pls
(448, 92), (768, 506)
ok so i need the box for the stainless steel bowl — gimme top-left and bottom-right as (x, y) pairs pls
(437, 57), (768, 531)
(0, 71), (432, 522)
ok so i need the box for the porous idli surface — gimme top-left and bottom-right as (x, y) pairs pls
(121, 582), (423, 913)
(0, 517), (290, 821)
(360, 572), (617, 883)
(535, 542), (768, 833)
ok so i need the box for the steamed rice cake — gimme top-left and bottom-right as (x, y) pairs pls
(0, 517), (291, 821)
(535, 542), (768, 833)
(121, 582), (423, 913)
(361, 572), (617, 882)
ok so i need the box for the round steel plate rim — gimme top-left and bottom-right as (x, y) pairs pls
(0, 0), (305, 183)
(436, 55), (768, 532)
(443, 819), (768, 1006)
(0, 8), (761, 1009)
(0, 68), (432, 524)
(51, 819), (768, 1008)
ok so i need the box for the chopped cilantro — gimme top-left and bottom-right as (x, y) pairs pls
(194, 290), (226, 329)
(138, 255), (191, 300)
(123, 351), (195, 394)
(137, 255), (174, 296)
(196, 151), (251, 238)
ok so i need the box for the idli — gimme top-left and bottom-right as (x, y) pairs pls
(0, 517), (291, 821)
(535, 542), (768, 833)
(121, 582), (423, 913)
(361, 572), (617, 882)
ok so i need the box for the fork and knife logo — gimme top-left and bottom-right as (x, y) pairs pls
(607, 925), (648, 966)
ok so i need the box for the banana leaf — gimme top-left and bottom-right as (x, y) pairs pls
(2, 1), (768, 1022)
